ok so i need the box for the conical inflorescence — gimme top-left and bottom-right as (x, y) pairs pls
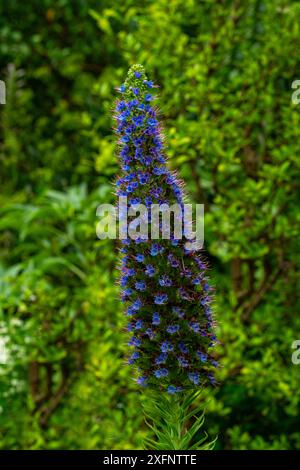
(114, 64), (218, 393)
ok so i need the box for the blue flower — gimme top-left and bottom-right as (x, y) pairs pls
(133, 115), (144, 127)
(150, 187), (163, 198)
(128, 351), (140, 364)
(166, 324), (180, 334)
(121, 276), (129, 287)
(127, 306), (136, 316)
(142, 155), (153, 165)
(130, 181), (139, 190)
(155, 353), (167, 364)
(120, 146), (129, 157)
(154, 293), (168, 305)
(207, 373), (216, 386)
(159, 275), (172, 287)
(137, 376), (147, 386)
(145, 93), (153, 101)
(116, 100), (126, 111)
(125, 125), (134, 135)
(128, 336), (141, 347)
(172, 307), (185, 318)
(195, 258), (206, 270)
(197, 351), (207, 362)
(134, 71), (141, 78)
(121, 135), (130, 143)
(135, 254), (145, 262)
(154, 368), (169, 378)
(123, 288), (133, 297)
(145, 196), (152, 207)
(128, 99), (139, 109)
(153, 166), (166, 175)
(161, 341), (173, 353)
(189, 321), (200, 333)
(178, 356), (189, 368)
(135, 319), (143, 329)
(168, 254), (180, 268)
(132, 299), (142, 311)
(120, 84), (126, 93)
(150, 243), (160, 256)
(211, 359), (219, 368)
(157, 155), (166, 164)
(147, 118), (158, 126)
(188, 372), (200, 385)
(130, 197), (141, 205)
(135, 281), (146, 291)
(135, 236), (147, 243)
(138, 173), (149, 185)
(179, 288), (191, 300)
(179, 342), (188, 354)
(152, 312), (160, 325)
(145, 264), (156, 277)
(126, 268), (136, 277)
(204, 306), (212, 319)
(167, 385), (182, 394)
(145, 328), (155, 339)
(135, 148), (143, 159)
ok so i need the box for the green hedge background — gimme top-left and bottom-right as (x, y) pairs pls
(0, 0), (300, 449)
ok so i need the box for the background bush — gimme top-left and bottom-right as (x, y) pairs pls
(0, 0), (299, 449)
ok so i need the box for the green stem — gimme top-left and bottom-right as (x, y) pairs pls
(142, 389), (217, 450)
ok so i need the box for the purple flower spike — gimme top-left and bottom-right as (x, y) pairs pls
(115, 64), (218, 392)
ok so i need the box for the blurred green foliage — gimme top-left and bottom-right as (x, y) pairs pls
(0, 0), (300, 449)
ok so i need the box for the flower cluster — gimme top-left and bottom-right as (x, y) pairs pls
(114, 64), (218, 393)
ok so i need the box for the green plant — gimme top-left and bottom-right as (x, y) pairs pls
(143, 390), (216, 450)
